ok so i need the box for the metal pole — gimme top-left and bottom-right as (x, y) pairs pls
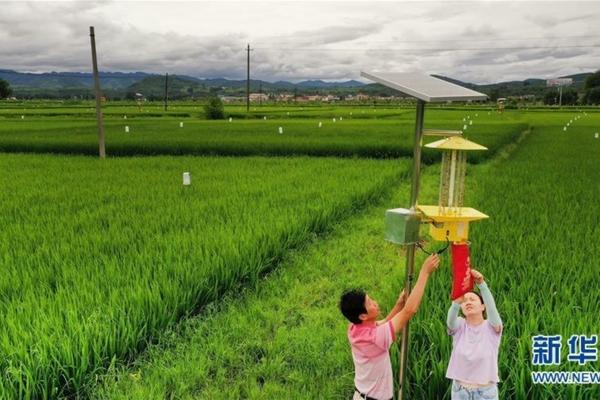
(558, 86), (563, 107)
(164, 73), (169, 111)
(246, 44), (250, 112)
(398, 99), (426, 400)
(89, 26), (105, 158)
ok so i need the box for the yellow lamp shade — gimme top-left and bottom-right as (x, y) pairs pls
(425, 136), (487, 151)
(418, 205), (488, 242)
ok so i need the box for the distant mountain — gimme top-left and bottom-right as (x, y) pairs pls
(433, 72), (592, 99)
(0, 68), (595, 99)
(295, 79), (364, 88)
(0, 69), (150, 89)
(0, 69), (365, 92)
(126, 75), (210, 100)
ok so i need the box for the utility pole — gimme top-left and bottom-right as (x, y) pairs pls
(246, 43), (252, 112)
(164, 73), (169, 111)
(259, 82), (262, 106)
(89, 26), (105, 158)
(558, 86), (563, 107)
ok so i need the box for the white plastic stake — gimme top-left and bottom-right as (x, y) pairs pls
(125, 126), (129, 133)
(183, 172), (191, 186)
(278, 126), (283, 134)
(21, 115), (24, 119)
(595, 133), (599, 139)
(462, 118), (465, 122)
(229, 117), (232, 122)
(179, 122), (183, 128)
(318, 122), (322, 128)
(264, 116), (267, 120)
(469, 120), (473, 125)
(333, 118), (336, 123)
(340, 117), (343, 121)
(563, 127), (567, 131)
(124, 115), (127, 119)
(463, 125), (467, 130)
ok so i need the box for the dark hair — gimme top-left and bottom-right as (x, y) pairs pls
(340, 289), (367, 324)
(466, 291), (487, 318)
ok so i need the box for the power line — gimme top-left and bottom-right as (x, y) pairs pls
(253, 44), (600, 52)
(258, 35), (600, 46)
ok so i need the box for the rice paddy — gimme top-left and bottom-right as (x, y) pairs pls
(0, 102), (597, 399)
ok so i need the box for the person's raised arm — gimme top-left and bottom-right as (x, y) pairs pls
(447, 300), (461, 332)
(471, 269), (502, 333)
(390, 253), (440, 335)
(378, 289), (407, 325)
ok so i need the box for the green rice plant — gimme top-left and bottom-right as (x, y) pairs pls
(0, 154), (406, 399)
(0, 115), (526, 160)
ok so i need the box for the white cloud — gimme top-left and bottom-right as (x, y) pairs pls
(0, 1), (598, 83)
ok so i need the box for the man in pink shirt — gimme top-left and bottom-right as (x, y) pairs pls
(340, 254), (440, 400)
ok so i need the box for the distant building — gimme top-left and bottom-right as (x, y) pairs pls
(249, 93), (269, 102)
(277, 94), (295, 101)
(219, 96), (244, 103)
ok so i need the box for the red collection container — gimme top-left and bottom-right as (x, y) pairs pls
(451, 242), (473, 300)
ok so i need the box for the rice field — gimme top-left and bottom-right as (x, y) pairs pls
(0, 116), (525, 160)
(0, 102), (597, 399)
(95, 109), (600, 400)
(0, 152), (404, 398)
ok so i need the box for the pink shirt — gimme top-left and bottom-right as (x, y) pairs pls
(348, 321), (395, 400)
(446, 317), (502, 384)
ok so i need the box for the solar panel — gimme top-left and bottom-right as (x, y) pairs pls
(360, 71), (488, 102)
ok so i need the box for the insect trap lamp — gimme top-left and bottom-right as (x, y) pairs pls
(385, 134), (489, 299)
(418, 135), (488, 299)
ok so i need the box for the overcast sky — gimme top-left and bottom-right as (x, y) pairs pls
(1, 1), (599, 84)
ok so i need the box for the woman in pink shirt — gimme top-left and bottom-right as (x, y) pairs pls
(446, 269), (503, 400)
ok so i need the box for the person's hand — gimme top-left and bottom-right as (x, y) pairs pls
(470, 268), (484, 285)
(421, 253), (440, 276)
(396, 289), (408, 307)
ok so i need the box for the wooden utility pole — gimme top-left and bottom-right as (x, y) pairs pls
(89, 26), (105, 158)
(164, 73), (169, 111)
(246, 44), (251, 112)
